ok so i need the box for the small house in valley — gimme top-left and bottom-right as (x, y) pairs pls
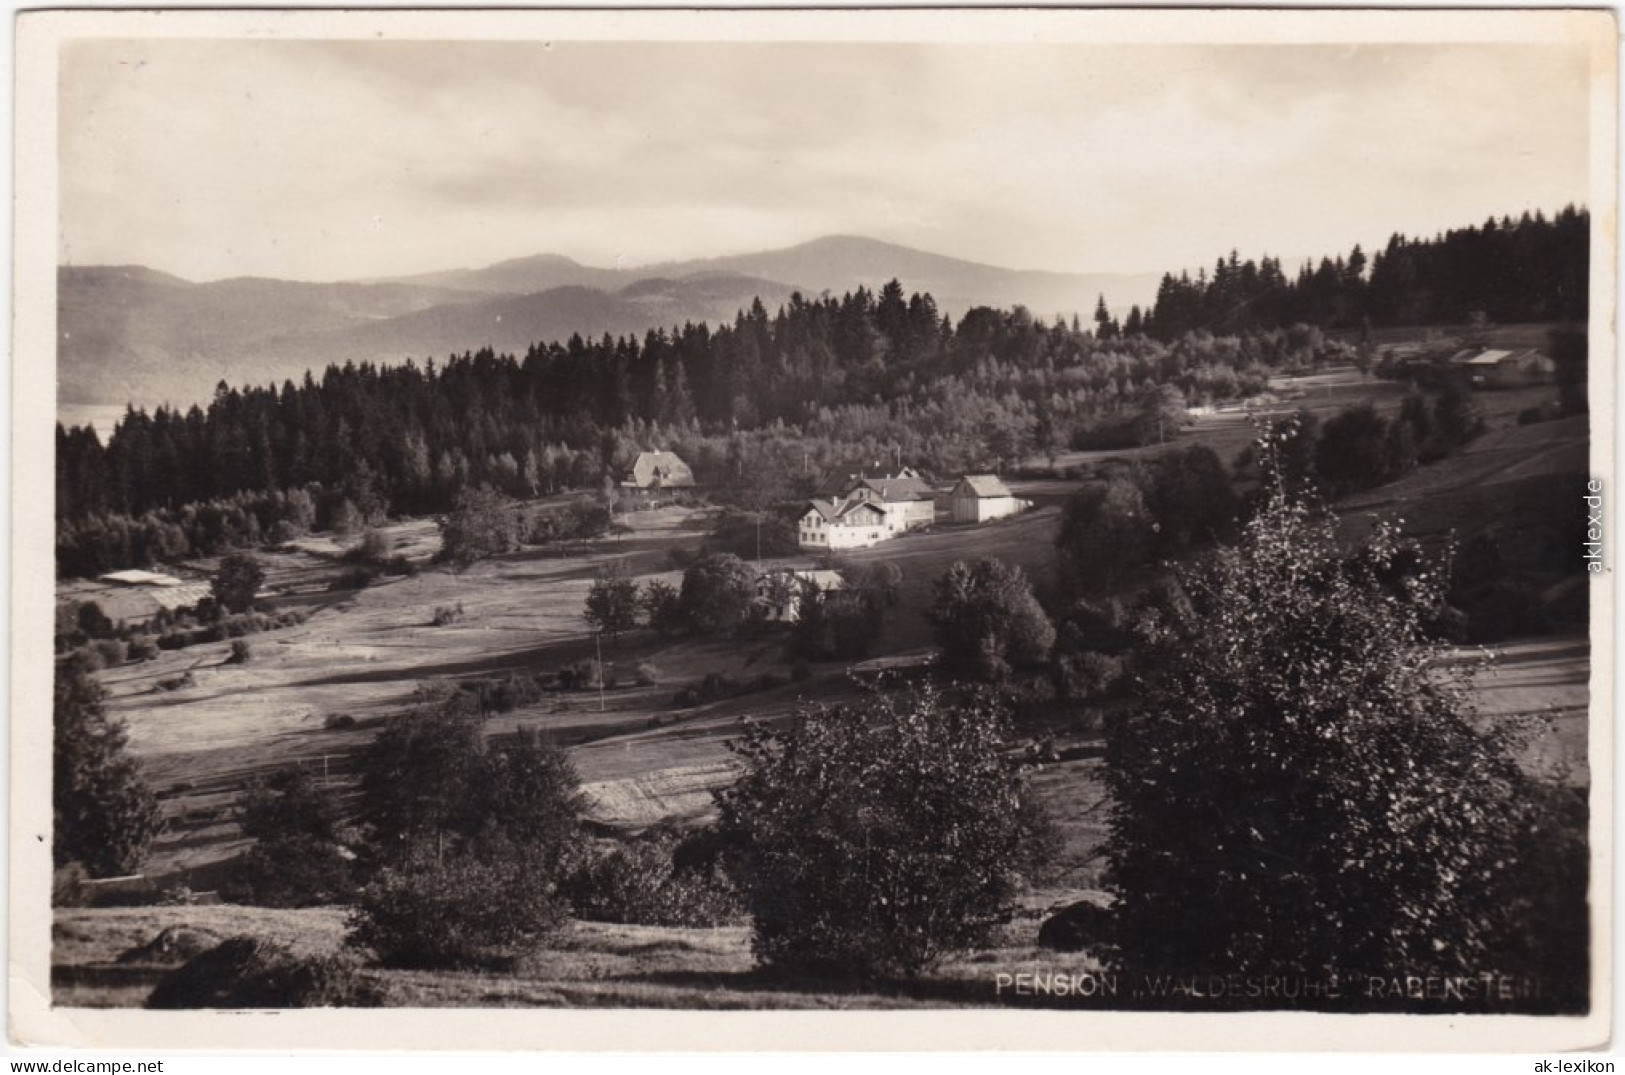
(1450, 348), (1556, 389)
(950, 474), (1027, 523)
(755, 568), (845, 622)
(620, 450), (695, 504)
(59, 570), (212, 629)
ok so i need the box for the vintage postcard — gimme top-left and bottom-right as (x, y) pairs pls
(10, 7), (1616, 1053)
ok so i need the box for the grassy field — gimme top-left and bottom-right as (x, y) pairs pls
(52, 353), (1595, 1008)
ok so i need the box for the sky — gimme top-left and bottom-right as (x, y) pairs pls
(58, 37), (1594, 282)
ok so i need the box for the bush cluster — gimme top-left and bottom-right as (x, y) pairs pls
(671, 670), (786, 709)
(349, 843), (572, 970)
(568, 833), (742, 928)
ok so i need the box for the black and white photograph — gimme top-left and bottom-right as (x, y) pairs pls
(10, 7), (1615, 1052)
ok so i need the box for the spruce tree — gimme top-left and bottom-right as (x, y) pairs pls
(54, 659), (162, 879)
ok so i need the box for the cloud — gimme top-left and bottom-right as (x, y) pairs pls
(58, 39), (1592, 281)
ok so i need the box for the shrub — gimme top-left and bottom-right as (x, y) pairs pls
(432, 602), (465, 627)
(147, 937), (379, 1008)
(633, 662), (661, 687)
(225, 833), (356, 909)
(155, 672), (196, 692)
(1054, 650), (1126, 700)
(329, 567), (375, 592)
(568, 835), (742, 928)
(570, 659), (603, 691)
(324, 713), (358, 731)
(93, 639), (128, 666)
(126, 636), (159, 662)
(347, 528), (391, 565)
(717, 681), (1055, 978)
(226, 639), (253, 664)
(348, 843), (570, 969)
(457, 672), (550, 714)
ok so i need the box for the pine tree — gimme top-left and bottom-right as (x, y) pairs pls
(54, 659), (162, 878)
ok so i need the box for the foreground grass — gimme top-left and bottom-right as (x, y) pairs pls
(53, 902), (1093, 1010)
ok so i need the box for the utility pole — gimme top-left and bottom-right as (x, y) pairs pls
(594, 629), (606, 713)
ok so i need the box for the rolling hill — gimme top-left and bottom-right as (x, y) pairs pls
(58, 237), (1159, 418)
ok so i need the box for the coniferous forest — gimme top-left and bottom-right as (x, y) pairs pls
(55, 207), (1588, 579)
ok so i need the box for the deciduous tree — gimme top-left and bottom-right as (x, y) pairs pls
(717, 682), (1055, 977)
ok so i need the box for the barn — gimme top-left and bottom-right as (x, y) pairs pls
(1455, 349), (1556, 389)
(950, 475), (1026, 523)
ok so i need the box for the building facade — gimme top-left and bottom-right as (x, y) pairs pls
(950, 474), (1027, 523)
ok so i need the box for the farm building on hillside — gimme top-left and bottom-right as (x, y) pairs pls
(813, 464), (927, 499)
(755, 568), (845, 622)
(798, 496), (891, 550)
(1451, 348), (1556, 389)
(59, 571), (212, 629)
(798, 466), (939, 550)
(620, 450), (695, 504)
(951, 475), (1028, 523)
(845, 474), (937, 532)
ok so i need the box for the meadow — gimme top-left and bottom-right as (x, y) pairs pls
(52, 366), (1593, 1008)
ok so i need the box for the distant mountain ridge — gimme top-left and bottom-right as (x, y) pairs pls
(59, 237), (1160, 416)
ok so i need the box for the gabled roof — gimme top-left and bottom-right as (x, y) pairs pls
(955, 474), (1014, 498)
(855, 476), (934, 502)
(802, 499), (843, 523)
(813, 470), (867, 498)
(625, 450), (695, 488)
(1462, 349), (1514, 366)
(837, 499), (887, 521)
(815, 466), (932, 500)
(802, 497), (885, 524)
(760, 567), (846, 591)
